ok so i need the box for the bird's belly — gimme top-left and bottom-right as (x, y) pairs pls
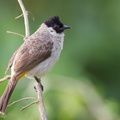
(26, 50), (60, 79)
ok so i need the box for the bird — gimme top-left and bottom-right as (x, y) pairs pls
(0, 16), (71, 114)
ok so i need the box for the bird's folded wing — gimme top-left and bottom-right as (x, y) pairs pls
(13, 41), (53, 75)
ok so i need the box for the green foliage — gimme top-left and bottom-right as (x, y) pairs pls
(0, 0), (120, 120)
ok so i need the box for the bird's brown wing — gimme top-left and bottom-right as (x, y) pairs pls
(13, 40), (53, 76)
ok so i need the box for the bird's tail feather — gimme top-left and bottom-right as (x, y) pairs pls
(0, 75), (18, 114)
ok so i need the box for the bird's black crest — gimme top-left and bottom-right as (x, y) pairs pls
(45, 16), (63, 28)
(44, 16), (64, 33)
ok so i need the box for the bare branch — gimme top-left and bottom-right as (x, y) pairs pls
(15, 14), (23, 19)
(20, 100), (38, 111)
(35, 82), (48, 120)
(8, 97), (36, 107)
(0, 75), (11, 83)
(15, 14), (24, 19)
(28, 11), (35, 21)
(18, 0), (30, 37)
(7, 31), (25, 38)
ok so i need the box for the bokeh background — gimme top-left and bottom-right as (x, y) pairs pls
(0, 0), (120, 120)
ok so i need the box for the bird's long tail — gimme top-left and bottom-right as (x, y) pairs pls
(0, 75), (18, 114)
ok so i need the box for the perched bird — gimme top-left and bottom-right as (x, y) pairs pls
(0, 16), (71, 114)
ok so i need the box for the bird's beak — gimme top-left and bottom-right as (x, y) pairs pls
(60, 25), (71, 31)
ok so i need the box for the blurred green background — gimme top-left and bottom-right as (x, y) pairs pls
(0, 0), (120, 120)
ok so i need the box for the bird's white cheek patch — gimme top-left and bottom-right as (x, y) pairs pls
(48, 27), (57, 36)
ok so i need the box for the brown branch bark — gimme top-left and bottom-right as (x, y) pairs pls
(35, 82), (48, 120)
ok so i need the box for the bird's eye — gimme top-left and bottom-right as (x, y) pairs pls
(53, 25), (59, 30)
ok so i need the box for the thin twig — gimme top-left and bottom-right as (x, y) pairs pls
(7, 31), (25, 38)
(18, 0), (30, 37)
(0, 75), (11, 83)
(15, 14), (24, 19)
(8, 97), (36, 107)
(35, 82), (48, 120)
(15, 14), (23, 19)
(28, 11), (35, 21)
(15, 12), (34, 21)
(20, 100), (38, 111)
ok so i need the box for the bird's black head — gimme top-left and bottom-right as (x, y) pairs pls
(44, 16), (71, 33)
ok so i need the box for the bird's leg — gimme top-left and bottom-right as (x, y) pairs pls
(34, 76), (44, 91)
